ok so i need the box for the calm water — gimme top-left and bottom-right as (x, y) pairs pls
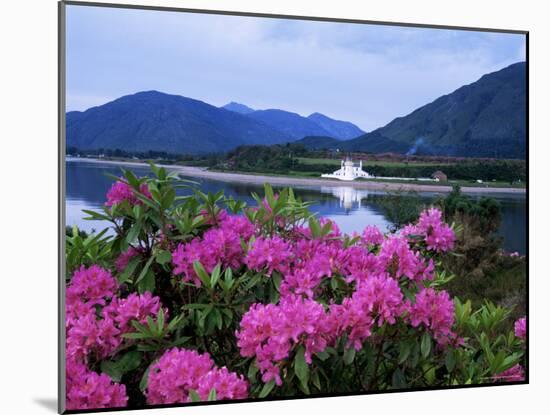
(66, 160), (527, 254)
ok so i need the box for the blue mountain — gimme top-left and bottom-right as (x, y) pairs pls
(222, 103), (365, 140)
(221, 102), (255, 115)
(245, 109), (332, 140)
(343, 62), (526, 158)
(307, 112), (364, 140)
(66, 91), (292, 154)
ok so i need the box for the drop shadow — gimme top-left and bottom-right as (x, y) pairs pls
(34, 398), (57, 413)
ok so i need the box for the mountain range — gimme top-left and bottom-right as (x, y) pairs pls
(66, 61), (526, 158)
(66, 92), (293, 154)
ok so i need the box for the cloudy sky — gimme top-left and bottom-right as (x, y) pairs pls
(66, 4), (526, 131)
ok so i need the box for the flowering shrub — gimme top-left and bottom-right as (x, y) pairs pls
(65, 164), (527, 410)
(146, 348), (248, 404)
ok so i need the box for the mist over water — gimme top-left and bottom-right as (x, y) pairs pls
(65, 160), (527, 254)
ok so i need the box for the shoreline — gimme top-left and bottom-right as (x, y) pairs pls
(66, 157), (527, 194)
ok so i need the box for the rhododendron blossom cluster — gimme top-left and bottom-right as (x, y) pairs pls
(408, 288), (456, 345)
(65, 172), (526, 410)
(514, 316), (527, 340)
(331, 275), (405, 350)
(493, 364), (525, 382)
(66, 359), (128, 410)
(172, 214), (254, 285)
(105, 180), (151, 206)
(236, 296), (332, 385)
(66, 265), (163, 408)
(115, 246), (143, 272)
(402, 208), (455, 252)
(146, 348), (248, 404)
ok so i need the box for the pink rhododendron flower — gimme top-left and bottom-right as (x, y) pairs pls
(146, 348), (248, 404)
(342, 246), (381, 284)
(361, 225), (384, 247)
(330, 275), (404, 350)
(493, 364), (525, 382)
(105, 180), (151, 206)
(514, 316), (526, 340)
(115, 246), (142, 273)
(172, 225), (246, 286)
(408, 288), (456, 345)
(67, 265), (118, 307)
(103, 291), (162, 333)
(236, 296), (332, 385)
(416, 208), (455, 252)
(245, 236), (293, 276)
(66, 290), (162, 362)
(219, 214), (256, 241)
(378, 235), (422, 280)
(66, 358), (128, 410)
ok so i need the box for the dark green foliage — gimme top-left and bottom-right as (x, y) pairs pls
(437, 186), (526, 317)
(221, 143), (309, 173)
(370, 191), (426, 232)
(365, 160), (526, 183)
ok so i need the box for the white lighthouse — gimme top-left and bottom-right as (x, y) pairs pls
(321, 157), (372, 181)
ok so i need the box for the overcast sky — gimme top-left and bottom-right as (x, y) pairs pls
(66, 4), (526, 131)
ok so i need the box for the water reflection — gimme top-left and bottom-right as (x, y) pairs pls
(65, 161), (526, 254)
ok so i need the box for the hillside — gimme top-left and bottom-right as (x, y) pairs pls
(293, 136), (342, 150)
(222, 103), (364, 140)
(307, 112), (364, 140)
(245, 109), (332, 139)
(221, 102), (255, 114)
(66, 91), (291, 154)
(343, 62), (526, 158)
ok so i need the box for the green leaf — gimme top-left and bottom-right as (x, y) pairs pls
(420, 332), (432, 359)
(123, 169), (140, 188)
(100, 351), (142, 382)
(343, 347), (356, 365)
(445, 350), (456, 372)
(122, 332), (148, 340)
(126, 222), (142, 244)
(398, 341), (412, 364)
(391, 368), (407, 389)
(137, 269), (155, 294)
(210, 264), (221, 288)
(155, 250), (172, 265)
(211, 307), (223, 331)
(139, 364), (151, 392)
(136, 256), (155, 284)
(193, 261), (211, 288)
(308, 216), (321, 238)
(118, 256), (141, 283)
(189, 389), (201, 402)
(207, 388), (217, 401)
(82, 209), (111, 221)
(264, 183), (275, 208)
(311, 370), (321, 390)
(248, 361), (259, 381)
(294, 345), (310, 388)
(259, 380), (275, 398)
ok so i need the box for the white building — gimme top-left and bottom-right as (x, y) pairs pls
(321, 186), (370, 210)
(321, 157), (372, 181)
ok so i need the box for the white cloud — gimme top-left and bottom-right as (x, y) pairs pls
(66, 5), (526, 131)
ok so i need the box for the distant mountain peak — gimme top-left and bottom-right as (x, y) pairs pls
(222, 102), (255, 115)
(66, 92), (291, 155)
(342, 61), (526, 158)
(307, 112), (365, 140)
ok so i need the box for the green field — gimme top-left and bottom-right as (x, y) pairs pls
(296, 157), (451, 168)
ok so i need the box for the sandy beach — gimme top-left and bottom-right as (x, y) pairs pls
(66, 158), (526, 194)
